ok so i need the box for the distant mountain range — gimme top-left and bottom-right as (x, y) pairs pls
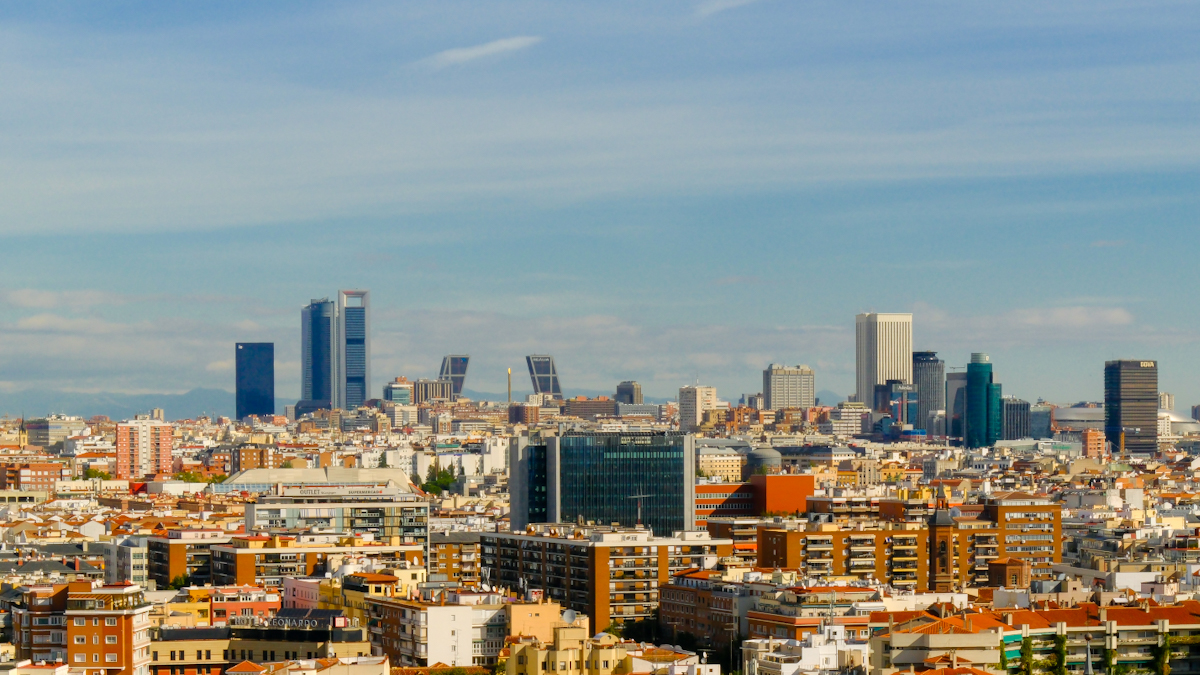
(0, 385), (846, 422)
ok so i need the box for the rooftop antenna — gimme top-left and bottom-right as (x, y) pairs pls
(626, 493), (657, 528)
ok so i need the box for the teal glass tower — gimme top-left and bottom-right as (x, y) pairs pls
(965, 353), (1002, 448)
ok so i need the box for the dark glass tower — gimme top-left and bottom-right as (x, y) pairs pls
(1001, 397), (1031, 440)
(1105, 360), (1158, 456)
(338, 290), (370, 409)
(526, 355), (563, 399)
(965, 353), (1002, 448)
(235, 343), (274, 420)
(616, 381), (643, 404)
(946, 371), (968, 439)
(508, 431), (695, 536)
(912, 351), (945, 432)
(438, 355), (470, 397)
(299, 298), (336, 413)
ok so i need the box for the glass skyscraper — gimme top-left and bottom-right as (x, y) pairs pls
(300, 298), (336, 414)
(946, 371), (968, 439)
(965, 353), (1002, 448)
(508, 431), (696, 536)
(912, 351), (945, 432)
(526, 355), (563, 399)
(337, 290), (370, 409)
(438, 355), (470, 397)
(235, 342), (274, 420)
(1104, 359), (1158, 456)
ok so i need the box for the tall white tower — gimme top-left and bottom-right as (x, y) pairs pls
(855, 313), (913, 404)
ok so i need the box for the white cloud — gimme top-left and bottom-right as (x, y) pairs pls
(420, 36), (542, 68)
(206, 359), (234, 372)
(696, 0), (760, 18)
(3, 289), (130, 310)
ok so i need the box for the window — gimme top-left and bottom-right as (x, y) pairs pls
(74, 618), (86, 627)
(93, 654), (99, 663)
(75, 637), (86, 644)
(197, 651), (202, 660)
(94, 636), (100, 644)
(153, 653), (158, 662)
(93, 619), (99, 626)
(205, 651), (211, 660)
(74, 655), (85, 663)
(106, 655), (117, 663)
(107, 637), (117, 644)
(170, 652), (176, 661)
(105, 618), (117, 626)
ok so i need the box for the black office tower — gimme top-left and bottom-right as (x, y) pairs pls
(236, 343), (274, 420)
(299, 298), (336, 415)
(1105, 360), (1158, 456)
(912, 351), (945, 432)
(438, 355), (470, 397)
(526, 355), (563, 399)
(616, 381), (643, 405)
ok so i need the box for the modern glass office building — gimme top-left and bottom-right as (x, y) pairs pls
(235, 342), (274, 420)
(338, 290), (370, 409)
(1105, 359), (1158, 456)
(508, 431), (695, 536)
(912, 351), (945, 432)
(965, 353), (1002, 448)
(526, 355), (563, 399)
(946, 371), (968, 439)
(438, 355), (470, 397)
(300, 298), (336, 413)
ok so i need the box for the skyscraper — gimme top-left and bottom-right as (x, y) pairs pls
(946, 371), (968, 439)
(912, 351), (945, 432)
(1104, 360), (1158, 457)
(115, 419), (173, 480)
(299, 298), (336, 414)
(526, 355), (563, 399)
(1001, 396), (1031, 440)
(964, 353), (1002, 448)
(855, 313), (913, 404)
(1159, 392), (1175, 411)
(235, 343), (274, 420)
(678, 385), (717, 432)
(616, 381), (643, 405)
(762, 364), (816, 410)
(337, 290), (371, 410)
(438, 355), (470, 397)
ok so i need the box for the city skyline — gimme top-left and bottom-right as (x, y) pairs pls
(1, 2), (1198, 406)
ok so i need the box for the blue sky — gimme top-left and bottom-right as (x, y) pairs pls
(1, 1), (1199, 406)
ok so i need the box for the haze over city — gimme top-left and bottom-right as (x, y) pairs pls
(2, 1), (1199, 410)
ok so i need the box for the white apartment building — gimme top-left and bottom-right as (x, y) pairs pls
(855, 313), (913, 404)
(679, 385), (718, 432)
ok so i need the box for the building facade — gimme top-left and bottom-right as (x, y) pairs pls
(235, 342), (274, 421)
(1104, 359), (1158, 456)
(526, 355), (563, 399)
(300, 298), (337, 414)
(854, 313), (912, 405)
(912, 351), (944, 432)
(615, 381), (643, 405)
(438, 355), (470, 397)
(1001, 397), (1031, 440)
(246, 485), (429, 552)
(115, 420), (173, 480)
(337, 290), (371, 410)
(762, 365), (815, 410)
(964, 353), (1001, 449)
(678, 386), (717, 433)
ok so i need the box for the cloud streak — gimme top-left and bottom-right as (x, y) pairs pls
(696, 0), (760, 18)
(420, 36), (542, 68)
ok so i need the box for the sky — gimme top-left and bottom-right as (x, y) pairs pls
(1, 0), (1199, 408)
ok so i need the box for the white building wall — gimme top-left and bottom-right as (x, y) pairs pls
(425, 605), (475, 667)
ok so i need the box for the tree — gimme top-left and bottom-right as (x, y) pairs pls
(281, 460), (294, 469)
(1020, 638), (1034, 675)
(207, 474), (227, 484)
(169, 574), (190, 590)
(83, 468), (111, 480)
(378, 454), (388, 468)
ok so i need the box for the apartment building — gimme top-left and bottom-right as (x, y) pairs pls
(10, 580), (153, 675)
(428, 532), (482, 586)
(210, 535), (423, 588)
(481, 525), (732, 632)
(0, 462), (72, 491)
(115, 420), (173, 480)
(147, 529), (233, 590)
(245, 485), (429, 553)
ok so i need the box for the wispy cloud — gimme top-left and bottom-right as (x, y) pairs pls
(420, 36), (542, 68)
(696, 0), (760, 18)
(1091, 239), (1127, 248)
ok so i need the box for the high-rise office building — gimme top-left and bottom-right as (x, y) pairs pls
(1160, 392), (1175, 411)
(615, 381), (643, 405)
(115, 419), (173, 479)
(678, 385), (717, 432)
(912, 351), (944, 432)
(235, 342), (274, 420)
(509, 431), (696, 536)
(1030, 404), (1053, 439)
(873, 380), (919, 425)
(946, 371), (968, 439)
(855, 313), (913, 404)
(438, 355), (470, 397)
(1193, 404), (1200, 423)
(965, 353), (1002, 448)
(762, 364), (815, 410)
(526, 355), (563, 399)
(1104, 360), (1158, 457)
(413, 379), (454, 404)
(337, 290), (371, 409)
(300, 298), (336, 414)
(1001, 397), (1031, 440)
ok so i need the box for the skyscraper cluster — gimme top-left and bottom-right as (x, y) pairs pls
(297, 290), (371, 415)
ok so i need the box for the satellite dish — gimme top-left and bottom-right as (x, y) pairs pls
(562, 609), (577, 624)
